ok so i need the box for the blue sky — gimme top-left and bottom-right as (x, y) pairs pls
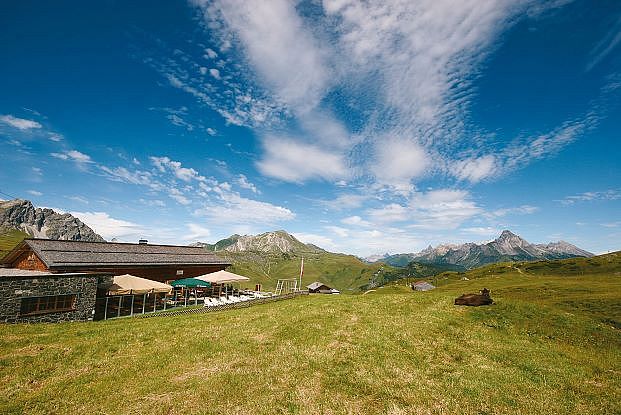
(1, 0), (620, 256)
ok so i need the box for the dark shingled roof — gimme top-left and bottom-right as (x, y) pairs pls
(3, 239), (230, 269)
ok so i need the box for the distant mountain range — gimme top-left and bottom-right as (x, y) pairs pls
(370, 230), (593, 269)
(0, 199), (104, 242)
(0, 198), (597, 290)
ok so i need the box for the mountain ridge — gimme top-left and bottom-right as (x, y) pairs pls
(0, 199), (105, 242)
(191, 230), (326, 254)
(377, 230), (593, 269)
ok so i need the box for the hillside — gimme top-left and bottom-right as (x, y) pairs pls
(1, 270), (619, 414)
(195, 230), (387, 291)
(381, 230), (593, 269)
(421, 250), (621, 288)
(221, 250), (387, 292)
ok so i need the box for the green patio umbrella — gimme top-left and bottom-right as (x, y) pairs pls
(170, 278), (211, 288)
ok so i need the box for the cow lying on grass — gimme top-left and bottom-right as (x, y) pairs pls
(454, 288), (493, 306)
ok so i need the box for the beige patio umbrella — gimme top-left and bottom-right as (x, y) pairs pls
(106, 274), (172, 295)
(194, 270), (250, 284)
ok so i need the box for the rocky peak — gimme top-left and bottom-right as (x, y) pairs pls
(0, 198), (105, 242)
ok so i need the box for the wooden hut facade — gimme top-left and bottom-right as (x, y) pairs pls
(2, 239), (231, 282)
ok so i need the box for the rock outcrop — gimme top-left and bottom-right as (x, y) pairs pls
(0, 199), (105, 242)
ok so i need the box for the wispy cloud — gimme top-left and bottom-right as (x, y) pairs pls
(0, 114), (42, 130)
(70, 211), (145, 241)
(51, 150), (93, 165)
(185, 223), (211, 241)
(558, 189), (621, 205)
(490, 205), (538, 217)
(256, 136), (348, 182)
(586, 14), (621, 72)
(184, 0), (590, 190)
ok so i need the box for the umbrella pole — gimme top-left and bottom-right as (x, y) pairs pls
(117, 296), (122, 318)
(184, 289), (187, 307)
(104, 297), (109, 320)
(153, 292), (157, 312)
(164, 294), (167, 311)
(130, 294), (135, 316)
(142, 293), (147, 314)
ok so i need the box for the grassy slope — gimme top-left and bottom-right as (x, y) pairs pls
(431, 251), (621, 284)
(1, 268), (619, 414)
(223, 251), (389, 292)
(0, 228), (29, 260)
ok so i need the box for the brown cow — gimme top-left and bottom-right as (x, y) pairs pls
(454, 288), (493, 306)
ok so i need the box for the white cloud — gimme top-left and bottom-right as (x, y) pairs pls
(341, 215), (371, 227)
(203, 0), (330, 112)
(206, 127), (217, 136)
(209, 68), (221, 80)
(256, 136), (348, 182)
(0, 115), (42, 130)
(185, 223), (211, 241)
(139, 198), (166, 207)
(371, 139), (429, 186)
(292, 232), (339, 251)
(204, 48), (218, 59)
(491, 205), (538, 217)
(195, 192), (295, 224)
(586, 15), (621, 72)
(363, 189), (482, 230)
(454, 155), (497, 182)
(51, 150), (93, 164)
(189, 0), (586, 191)
(149, 156), (205, 182)
(27, 190), (42, 196)
(168, 188), (191, 205)
(559, 189), (621, 205)
(320, 193), (369, 210)
(324, 225), (349, 238)
(68, 196), (89, 204)
(367, 203), (410, 224)
(236, 174), (258, 193)
(70, 211), (145, 241)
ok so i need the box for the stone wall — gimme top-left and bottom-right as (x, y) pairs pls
(0, 275), (100, 323)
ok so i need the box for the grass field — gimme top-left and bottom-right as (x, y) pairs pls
(1, 265), (619, 414)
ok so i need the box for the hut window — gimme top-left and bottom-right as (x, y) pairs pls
(20, 294), (77, 316)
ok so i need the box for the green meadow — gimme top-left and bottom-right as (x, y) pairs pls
(1, 253), (620, 415)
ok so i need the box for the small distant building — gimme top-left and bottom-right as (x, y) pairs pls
(307, 281), (340, 294)
(411, 281), (435, 291)
(0, 268), (106, 323)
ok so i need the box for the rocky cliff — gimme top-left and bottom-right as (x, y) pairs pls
(0, 199), (105, 242)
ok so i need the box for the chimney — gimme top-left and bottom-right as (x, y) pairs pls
(138, 239), (148, 245)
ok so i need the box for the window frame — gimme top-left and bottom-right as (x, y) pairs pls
(19, 294), (78, 316)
